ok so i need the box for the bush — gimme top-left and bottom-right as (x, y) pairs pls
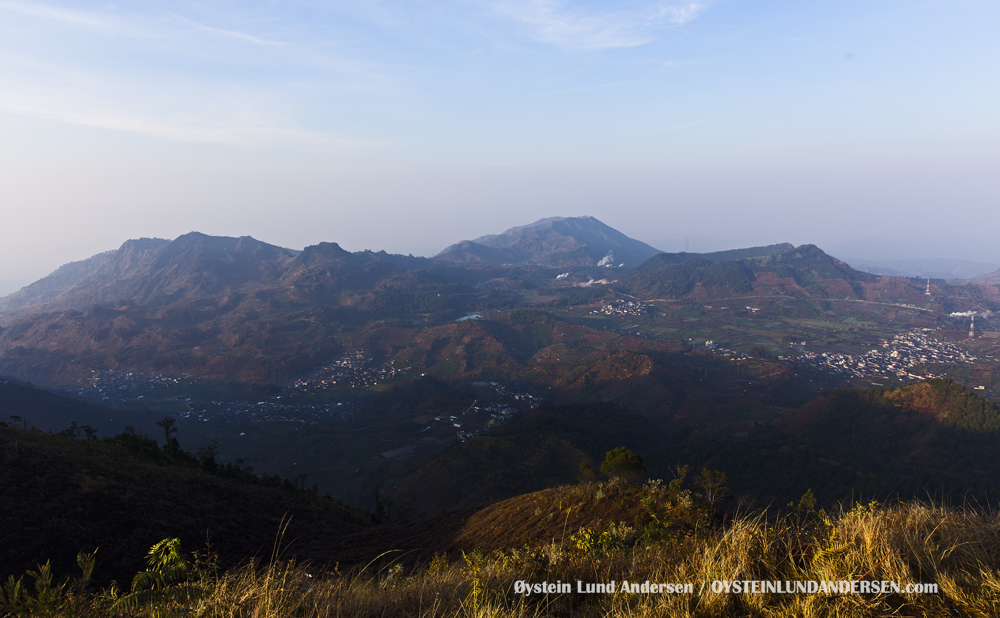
(600, 447), (646, 482)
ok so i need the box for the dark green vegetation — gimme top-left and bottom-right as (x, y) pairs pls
(0, 379), (188, 441)
(388, 403), (666, 513)
(599, 447), (646, 481)
(619, 257), (756, 297)
(664, 379), (1000, 506)
(0, 420), (368, 585)
(380, 380), (1000, 517)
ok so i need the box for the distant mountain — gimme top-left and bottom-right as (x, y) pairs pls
(0, 234), (295, 316)
(978, 268), (1000, 283)
(434, 216), (663, 267)
(0, 248), (125, 314)
(630, 243), (795, 270)
(844, 258), (1000, 280)
(0, 231), (505, 383)
(750, 244), (874, 282)
(0, 233), (440, 318)
(618, 244), (874, 299)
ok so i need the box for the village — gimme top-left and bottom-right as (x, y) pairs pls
(787, 329), (976, 380)
(592, 299), (650, 317)
(284, 352), (409, 395)
(186, 398), (357, 425)
(430, 381), (544, 444)
(377, 381), (542, 462)
(76, 369), (195, 402)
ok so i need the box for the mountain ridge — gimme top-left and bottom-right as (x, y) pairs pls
(435, 216), (663, 267)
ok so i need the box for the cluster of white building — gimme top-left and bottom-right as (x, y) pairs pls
(285, 352), (408, 394)
(78, 369), (194, 402)
(591, 299), (649, 317)
(788, 329), (976, 380)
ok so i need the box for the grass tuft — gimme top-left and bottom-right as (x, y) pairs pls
(6, 490), (1000, 617)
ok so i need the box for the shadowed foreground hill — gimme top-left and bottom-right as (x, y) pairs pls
(387, 402), (669, 514)
(0, 379), (168, 436)
(7, 478), (1000, 617)
(656, 379), (1000, 505)
(386, 380), (1000, 516)
(0, 423), (369, 585)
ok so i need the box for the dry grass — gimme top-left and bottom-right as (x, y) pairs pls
(9, 495), (1000, 617)
(150, 501), (1000, 617)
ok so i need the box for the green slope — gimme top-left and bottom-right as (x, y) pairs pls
(0, 422), (369, 585)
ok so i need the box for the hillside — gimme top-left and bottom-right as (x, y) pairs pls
(0, 233), (439, 320)
(0, 234), (295, 316)
(0, 379), (166, 436)
(618, 244), (876, 299)
(322, 480), (690, 567)
(657, 379), (1000, 505)
(378, 377), (1000, 516)
(629, 242), (794, 269)
(0, 249), (122, 314)
(0, 236), (479, 383)
(386, 402), (668, 514)
(0, 421), (369, 585)
(618, 257), (757, 298)
(435, 216), (663, 267)
(7, 489), (999, 617)
(980, 268), (1000, 282)
(4, 376), (1000, 618)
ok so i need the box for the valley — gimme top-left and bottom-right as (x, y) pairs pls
(2, 217), (1000, 516)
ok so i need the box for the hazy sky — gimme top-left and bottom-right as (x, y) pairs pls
(1, 0), (998, 295)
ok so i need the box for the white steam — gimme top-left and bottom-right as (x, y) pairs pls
(950, 310), (992, 319)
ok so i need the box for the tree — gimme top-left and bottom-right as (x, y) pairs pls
(196, 440), (219, 472)
(697, 468), (730, 507)
(156, 417), (177, 443)
(156, 417), (180, 453)
(579, 461), (599, 481)
(600, 447), (646, 482)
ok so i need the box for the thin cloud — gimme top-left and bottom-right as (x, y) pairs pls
(0, 100), (374, 149)
(657, 2), (705, 25)
(487, 0), (708, 50)
(174, 16), (285, 46)
(1, 2), (284, 46)
(0, 0), (111, 28)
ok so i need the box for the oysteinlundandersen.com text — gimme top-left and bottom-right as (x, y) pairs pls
(513, 579), (939, 596)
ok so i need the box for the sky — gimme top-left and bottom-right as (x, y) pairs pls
(1, 0), (999, 295)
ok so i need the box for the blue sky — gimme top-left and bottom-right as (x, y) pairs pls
(1, 0), (999, 294)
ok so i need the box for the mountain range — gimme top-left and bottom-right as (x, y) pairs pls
(0, 217), (805, 319)
(1, 216), (997, 387)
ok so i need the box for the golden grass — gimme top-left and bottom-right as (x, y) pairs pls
(173, 501), (1000, 617)
(10, 496), (1000, 617)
